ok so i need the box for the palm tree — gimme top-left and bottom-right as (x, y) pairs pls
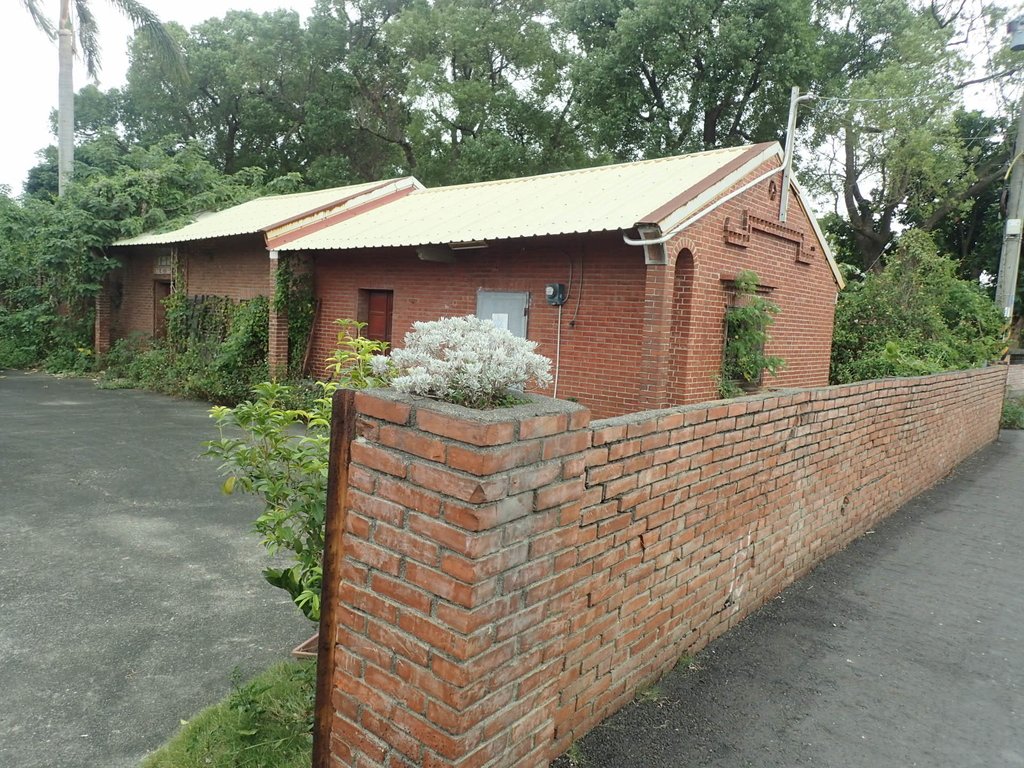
(22, 0), (180, 195)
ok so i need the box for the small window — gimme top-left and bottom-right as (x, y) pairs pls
(154, 253), (174, 276)
(359, 290), (394, 344)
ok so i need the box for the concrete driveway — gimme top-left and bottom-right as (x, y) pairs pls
(0, 372), (310, 768)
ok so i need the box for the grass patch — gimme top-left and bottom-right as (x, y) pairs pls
(1003, 397), (1024, 429)
(565, 741), (587, 767)
(634, 683), (666, 703)
(674, 652), (695, 671)
(141, 660), (315, 768)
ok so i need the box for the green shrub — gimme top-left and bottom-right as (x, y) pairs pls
(0, 304), (51, 368)
(0, 337), (42, 369)
(99, 333), (151, 378)
(43, 345), (96, 375)
(206, 381), (333, 620)
(95, 295), (271, 404)
(205, 320), (391, 621)
(831, 230), (1003, 384)
(1003, 397), (1024, 429)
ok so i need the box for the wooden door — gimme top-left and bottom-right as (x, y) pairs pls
(365, 290), (394, 343)
(153, 281), (172, 338)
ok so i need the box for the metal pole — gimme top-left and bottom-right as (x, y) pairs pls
(995, 93), (1024, 322)
(779, 87), (815, 223)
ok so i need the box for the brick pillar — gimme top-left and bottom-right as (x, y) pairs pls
(637, 257), (677, 410)
(94, 279), (112, 356)
(323, 390), (591, 768)
(267, 250), (289, 379)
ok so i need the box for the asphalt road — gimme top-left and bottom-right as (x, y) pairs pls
(0, 371), (310, 768)
(554, 428), (1024, 768)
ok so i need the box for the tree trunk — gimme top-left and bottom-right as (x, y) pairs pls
(57, 0), (74, 196)
(854, 232), (888, 273)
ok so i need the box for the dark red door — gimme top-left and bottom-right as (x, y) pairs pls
(365, 290), (393, 343)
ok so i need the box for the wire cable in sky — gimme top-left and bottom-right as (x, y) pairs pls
(814, 91), (957, 105)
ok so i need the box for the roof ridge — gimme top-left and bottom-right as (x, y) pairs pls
(410, 145), (767, 196)
(251, 177), (401, 203)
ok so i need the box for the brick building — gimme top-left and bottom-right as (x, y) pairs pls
(104, 143), (842, 418)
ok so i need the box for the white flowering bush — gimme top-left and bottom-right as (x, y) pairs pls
(389, 315), (552, 408)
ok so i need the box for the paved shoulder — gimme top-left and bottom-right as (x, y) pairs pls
(0, 372), (310, 768)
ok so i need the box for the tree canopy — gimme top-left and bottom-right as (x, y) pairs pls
(2, 0), (1021, 371)
(830, 230), (1004, 384)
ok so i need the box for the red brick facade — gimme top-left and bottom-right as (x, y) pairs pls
(104, 158), (839, 416)
(105, 249), (160, 340)
(309, 234), (649, 417)
(104, 235), (274, 342)
(307, 159), (838, 418)
(320, 365), (1006, 767)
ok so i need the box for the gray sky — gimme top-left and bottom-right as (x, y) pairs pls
(0, 1), (314, 194)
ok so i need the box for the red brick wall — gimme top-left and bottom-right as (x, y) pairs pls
(109, 251), (159, 338)
(309, 235), (649, 418)
(180, 236), (271, 300)
(308, 160), (838, 417)
(324, 365), (1005, 767)
(106, 235), (273, 347)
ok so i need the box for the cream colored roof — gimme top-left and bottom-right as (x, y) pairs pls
(114, 179), (407, 246)
(277, 144), (773, 251)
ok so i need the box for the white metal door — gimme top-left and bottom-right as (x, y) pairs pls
(476, 291), (529, 338)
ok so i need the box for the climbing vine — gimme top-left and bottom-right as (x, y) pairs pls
(102, 289), (269, 405)
(274, 255), (316, 376)
(720, 270), (785, 397)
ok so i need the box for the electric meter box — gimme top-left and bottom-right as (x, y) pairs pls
(545, 283), (567, 306)
(1007, 219), (1022, 237)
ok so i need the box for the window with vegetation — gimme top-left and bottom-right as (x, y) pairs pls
(719, 270), (784, 398)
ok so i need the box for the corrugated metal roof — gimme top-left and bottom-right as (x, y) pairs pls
(277, 145), (768, 251)
(113, 179), (405, 246)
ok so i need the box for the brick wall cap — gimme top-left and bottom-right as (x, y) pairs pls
(358, 388), (590, 427)
(590, 388), (809, 431)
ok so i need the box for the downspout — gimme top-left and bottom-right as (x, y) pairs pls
(621, 165), (782, 248)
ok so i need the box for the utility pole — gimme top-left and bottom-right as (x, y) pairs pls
(779, 86), (816, 223)
(995, 95), (1024, 321)
(995, 16), (1024, 322)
